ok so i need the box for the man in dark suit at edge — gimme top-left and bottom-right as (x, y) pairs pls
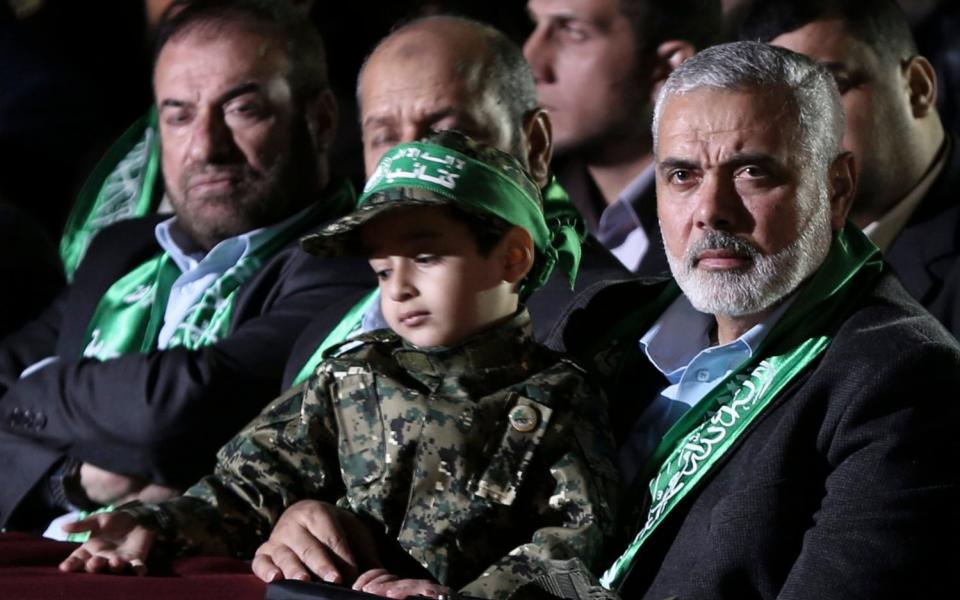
(545, 41), (960, 599)
(0, 0), (373, 533)
(741, 0), (960, 338)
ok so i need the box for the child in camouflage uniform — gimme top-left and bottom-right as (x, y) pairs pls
(60, 131), (620, 599)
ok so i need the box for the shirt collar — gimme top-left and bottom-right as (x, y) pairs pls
(154, 201), (320, 273)
(597, 165), (655, 232)
(596, 164), (656, 249)
(640, 292), (795, 379)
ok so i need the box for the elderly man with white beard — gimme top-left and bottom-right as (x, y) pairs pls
(547, 41), (960, 600)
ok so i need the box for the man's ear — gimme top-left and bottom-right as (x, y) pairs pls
(903, 55), (938, 119)
(521, 108), (553, 188)
(305, 88), (339, 154)
(648, 40), (696, 103)
(500, 226), (535, 284)
(827, 151), (857, 231)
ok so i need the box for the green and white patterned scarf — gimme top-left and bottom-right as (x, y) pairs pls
(60, 110), (162, 280)
(81, 182), (354, 360)
(601, 225), (883, 589)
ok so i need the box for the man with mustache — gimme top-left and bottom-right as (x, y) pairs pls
(0, 0), (372, 534)
(57, 0), (319, 280)
(545, 41), (960, 598)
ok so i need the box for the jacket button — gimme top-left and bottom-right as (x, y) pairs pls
(509, 404), (539, 433)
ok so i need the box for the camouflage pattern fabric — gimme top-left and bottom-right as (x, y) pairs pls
(123, 310), (620, 599)
(300, 130), (546, 260)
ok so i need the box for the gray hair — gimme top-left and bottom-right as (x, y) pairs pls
(653, 41), (844, 174)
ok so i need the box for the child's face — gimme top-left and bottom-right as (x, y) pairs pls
(362, 206), (519, 348)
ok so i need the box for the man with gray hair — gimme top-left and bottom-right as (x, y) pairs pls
(547, 40), (960, 599)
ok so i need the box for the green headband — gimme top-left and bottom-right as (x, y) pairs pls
(301, 131), (582, 298)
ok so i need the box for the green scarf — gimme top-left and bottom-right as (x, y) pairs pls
(601, 225), (883, 589)
(302, 135), (585, 297)
(60, 109), (162, 280)
(290, 289), (378, 386)
(81, 183), (355, 361)
(541, 174), (588, 290)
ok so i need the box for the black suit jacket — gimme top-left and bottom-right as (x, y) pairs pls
(0, 213), (374, 529)
(885, 134), (960, 339)
(550, 273), (960, 599)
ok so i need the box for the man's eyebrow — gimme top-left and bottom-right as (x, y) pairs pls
(722, 153), (784, 171)
(822, 62), (871, 85)
(529, 6), (581, 23)
(362, 106), (464, 131)
(158, 82), (262, 111)
(159, 98), (187, 111)
(361, 113), (394, 130)
(658, 158), (700, 172)
(421, 106), (464, 126)
(217, 82), (262, 104)
(658, 154), (786, 172)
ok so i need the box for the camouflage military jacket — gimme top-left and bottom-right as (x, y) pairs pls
(127, 310), (619, 599)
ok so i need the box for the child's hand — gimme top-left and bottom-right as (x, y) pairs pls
(58, 512), (155, 575)
(253, 500), (381, 584)
(353, 568), (451, 599)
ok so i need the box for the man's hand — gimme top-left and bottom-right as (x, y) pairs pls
(78, 464), (180, 506)
(58, 512), (156, 575)
(253, 500), (380, 584)
(79, 464), (145, 506)
(353, 568), (451, 599)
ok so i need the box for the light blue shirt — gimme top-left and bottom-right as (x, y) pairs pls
(21, 207), (312, 380)
(620, 293), (794, 483)
(153, 203), (317, 348)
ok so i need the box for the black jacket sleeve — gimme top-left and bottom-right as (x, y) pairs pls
(0, 217), (374, 527)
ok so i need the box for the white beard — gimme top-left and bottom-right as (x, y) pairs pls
(667, 183), (833, 317)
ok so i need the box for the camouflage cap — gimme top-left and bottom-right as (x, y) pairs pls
(300, 130), (573, 297)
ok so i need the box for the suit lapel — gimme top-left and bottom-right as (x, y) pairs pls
(885, 134), (960, 303)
